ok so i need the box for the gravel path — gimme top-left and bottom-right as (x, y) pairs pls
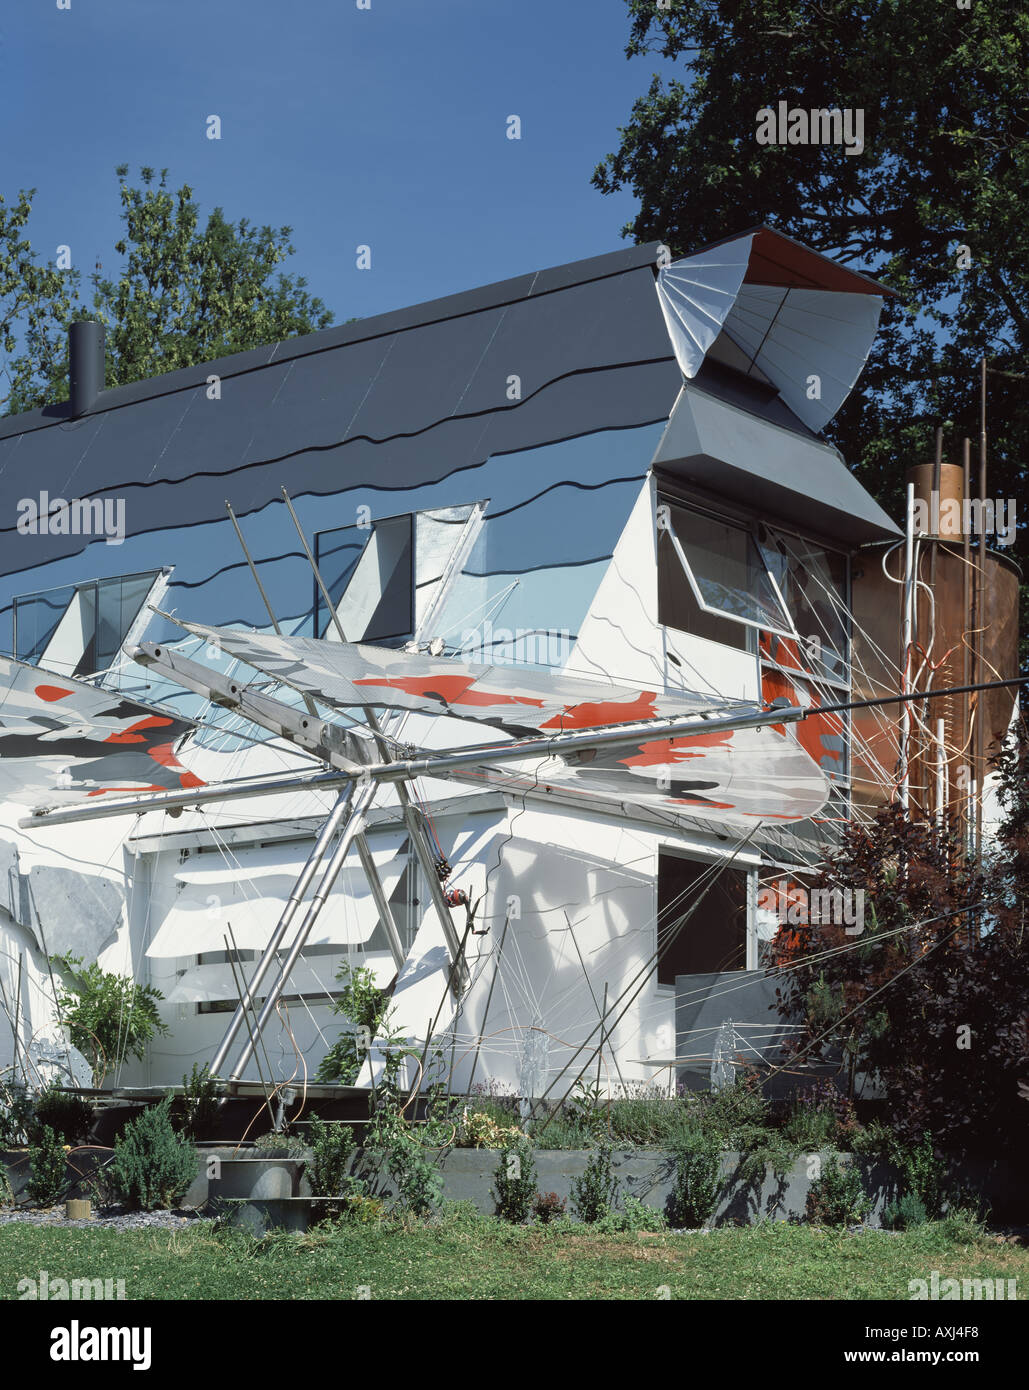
(0, 1206), (212, 1231)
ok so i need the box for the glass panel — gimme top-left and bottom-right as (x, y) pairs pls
(657, 853), (748, 981)
(13, 582), (78, 663)
(665, 502), (796, 636)
(13, 571), (160, 674)
(759, 533), (849, 685)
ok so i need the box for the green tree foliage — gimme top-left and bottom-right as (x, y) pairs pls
(27, 1125), (68, 1207)
(2, 165), (334, 416)
(51, 954), (168, 1088)
(595, 2), (1028, 652)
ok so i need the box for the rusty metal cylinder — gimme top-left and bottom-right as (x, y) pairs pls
(906, 463), (967, 538)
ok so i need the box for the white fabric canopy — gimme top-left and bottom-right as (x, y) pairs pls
(655, 229), (886, 432)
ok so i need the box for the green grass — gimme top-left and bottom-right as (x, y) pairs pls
(1, 1210), (1024, 1300)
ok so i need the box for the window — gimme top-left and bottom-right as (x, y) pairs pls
(13, 570), (163, 677)
(758, 532), (850, 687)
(315, 504), (477, 644)
(658, 499), (796, 641)
(657, 851), (749, 982)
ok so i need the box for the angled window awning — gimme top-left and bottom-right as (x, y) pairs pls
(147, 835), (407, 958)
(656, 226), (895, 433)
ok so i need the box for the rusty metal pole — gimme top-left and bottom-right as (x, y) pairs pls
(975, 359), (988, 871)
(962, 437), (972, 859)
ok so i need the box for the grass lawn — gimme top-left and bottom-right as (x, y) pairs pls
(1, 1212), (1025, 1300)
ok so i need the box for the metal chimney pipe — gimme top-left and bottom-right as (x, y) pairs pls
(68, 321), (105, 416)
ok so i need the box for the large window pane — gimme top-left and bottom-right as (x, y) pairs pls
(657, 852), (748, 981)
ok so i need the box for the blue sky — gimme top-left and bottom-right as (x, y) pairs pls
(4, 0), (680, 324)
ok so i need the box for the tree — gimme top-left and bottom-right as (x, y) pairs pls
(772, 726), (1029, 1156)
(2, 166), (334, 416)
(51, 954), (169, 1087)
(594, 2), (1028, 657)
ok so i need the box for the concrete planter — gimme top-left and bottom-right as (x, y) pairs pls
(207, 1157), (309, 1202)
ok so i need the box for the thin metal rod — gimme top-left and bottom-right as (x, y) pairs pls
(566, 914), (627, 1097)
(900, 481), (915, 810)
(962, 437), (972, 852)
(225, 498), (318, 717)
(463, 915), (510, 1099)
(228, 779), (377, 1078)
(975, 356), (988, 866)
(208, 786), (355, 1077)
(223, 927), (276, 1119)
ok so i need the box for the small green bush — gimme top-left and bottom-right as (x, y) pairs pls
(0, 1165), (14, 1208)
(27, 1126), (68, 1207)
(107, 1096), (197, 1211)
(179, 1063), (219, 1140)
(308, 1117), (357, 1196)
(571, 1143), (616, 1223)
(492, 1141), (537, 1223)
(32, 1084), (93, 1145)
(669, 1138), (721, 1228)
(253, 1130), (307, 1158)
(805, 1151), (871, 1227)
(891, 1131), (946, 1219)
(885, 1192), (928, 1230)
(594, 1195), (667, 1233)
(0, 1080), (34, 1147)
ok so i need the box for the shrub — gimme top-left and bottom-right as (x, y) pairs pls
(307, 1117), (358, 1196)
(27, 1126), (68, 1207)
(669, 1138), (721, 1228)
(594, 1195), (667, 1233)
(532, 1190), (566, 1224)
(51, 955), (168, 1087)
(805, 1151), (871, 1227)
(316, 963), (388, 1084)
(891, 1131), (946, 1220)
(1, 1165), (14, 1208)
(884, 1192), (928, 1230)
(571, 1143), (616, 1223)
(179, 1063), (219, 1140)
(32, 1083), (93, 1146)
(492, 1141), (537, 1223)
(107, 1096), (197, 1211)
(0, 1080), (34, 1147)
(389, 1132), (444, 1216)
(459, 1110), (525, 1149)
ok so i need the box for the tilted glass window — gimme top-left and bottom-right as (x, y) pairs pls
(658, 499), (797, 641)
(315, 504), (477, 644)
(13, 570), (163, 677)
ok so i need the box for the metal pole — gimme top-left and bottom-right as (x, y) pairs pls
(975, 357), (988, 866)
(962, 437), (972, 855)
(225, 499), (318, 717)
(208, 785), (355, 1077)
(900, 481), (915, 811)
(228, 777), (378, 1078)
